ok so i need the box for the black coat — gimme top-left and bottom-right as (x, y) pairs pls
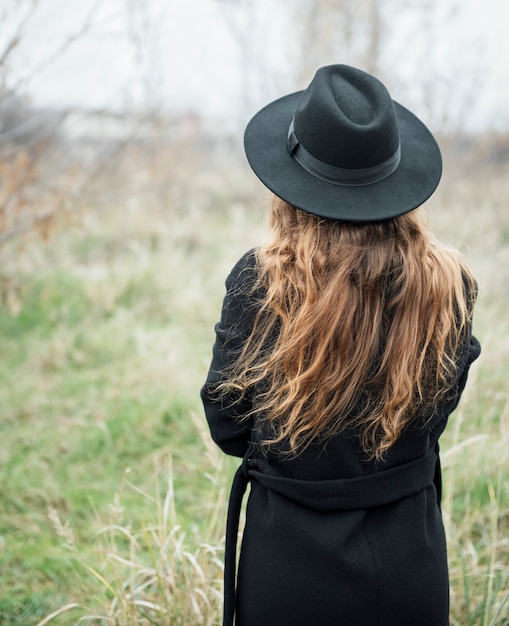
(201, 250), (481, 626)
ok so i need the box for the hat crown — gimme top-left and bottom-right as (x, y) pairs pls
(293, 65), (400, 169)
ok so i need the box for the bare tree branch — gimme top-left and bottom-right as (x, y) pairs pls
(0, 0), (39, 70)
(10, 0), (106, 92)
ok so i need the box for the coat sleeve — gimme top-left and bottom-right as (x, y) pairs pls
(452, 333), (481, 404)
(200, 250), (259, 458)
(430, 329), (481, 446)
(431, 330), (481, 505)
(434, 273), (482, 422)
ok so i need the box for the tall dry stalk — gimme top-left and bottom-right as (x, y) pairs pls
(38, 414), (227, 626)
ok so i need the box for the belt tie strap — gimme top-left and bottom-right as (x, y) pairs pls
(223, 458), (250, 626)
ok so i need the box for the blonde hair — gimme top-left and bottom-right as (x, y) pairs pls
(219, 197), (476, 460)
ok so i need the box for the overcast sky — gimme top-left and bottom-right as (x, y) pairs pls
(2, 0), (508, 133)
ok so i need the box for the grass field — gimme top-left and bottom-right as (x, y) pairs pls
(0, 150), (508, 625)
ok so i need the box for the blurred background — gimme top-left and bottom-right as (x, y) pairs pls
(0, 1), (508, 624)
(1, 0), (509, 260)
(1, 0), (509, 280)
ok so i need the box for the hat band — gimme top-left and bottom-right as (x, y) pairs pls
(287, 118), (401, 187)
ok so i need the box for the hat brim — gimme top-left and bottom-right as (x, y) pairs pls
(244, 91), (442, 222)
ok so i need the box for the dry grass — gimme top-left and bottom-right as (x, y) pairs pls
(0, 135), (507, 625)
(46, 417), (228, 626)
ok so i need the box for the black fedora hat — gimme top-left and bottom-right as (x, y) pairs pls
(244, 64), (442, 222)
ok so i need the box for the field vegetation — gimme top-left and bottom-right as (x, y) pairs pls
(0, 126), (508, 625)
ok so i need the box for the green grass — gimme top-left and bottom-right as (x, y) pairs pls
(0, 187), (262, 624)
(0, 157), (508, 624)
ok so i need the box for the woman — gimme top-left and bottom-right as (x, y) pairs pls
(201, 65), (480, 626)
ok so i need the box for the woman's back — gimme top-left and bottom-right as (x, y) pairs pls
(200, 64), (481, 625)
(202, 243), (480, 625)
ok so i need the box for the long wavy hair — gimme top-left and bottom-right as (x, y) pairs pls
(220, 196), (477, 460)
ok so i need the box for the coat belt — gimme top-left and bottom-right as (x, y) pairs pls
(222, 447), (438, 625)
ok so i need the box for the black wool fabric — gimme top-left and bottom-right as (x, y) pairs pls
(201, 250), (481, 626)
